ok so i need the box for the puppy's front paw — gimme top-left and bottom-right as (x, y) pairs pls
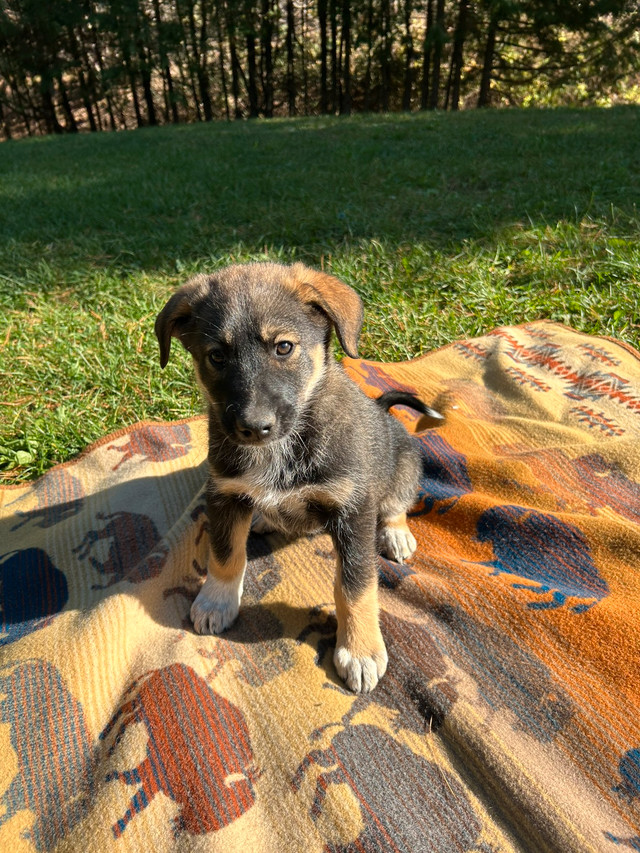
(333, 644), (388, 693)
(379, 523), (417, 563)
(191, 570), (244, 635)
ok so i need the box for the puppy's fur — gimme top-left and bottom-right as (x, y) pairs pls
(155, 262), (441, 693)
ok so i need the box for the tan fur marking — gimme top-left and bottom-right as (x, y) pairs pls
(287, 263), (363, 358)
(383, 512), (410, 531)
(303, 344), (326, 402)
(211, 513), (251, 581)
(259, 323), (301, 346)
(194, 364), (218, 407)
(334, 572), (384, 659)
(302, 477), (355, 509)
(213, 474), (355, 511)
(214, 477), (246, 497)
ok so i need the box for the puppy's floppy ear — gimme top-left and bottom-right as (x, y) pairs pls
(290, 264), (363, 358)
(155, 276), (205, 368)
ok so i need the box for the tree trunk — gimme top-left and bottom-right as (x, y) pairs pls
(318, 0), (329, 113)
(478, 15), (498, 107)
(0, 98), (12, 140)
(339, 0), (350, 114)
(260, 0), (274, 117)
(428, 0), (445, 109)
(66, 24), (97, 131)
(79, 67), (97, 131)
(329, 0), (338, 112)
(380, 0), (392, 112)
(243, 0), (259, 118)
(300, 0), (309, 112)
(199, 0), (214, 120)
(40, 75), (64, 134)
(402, 0), (414, 111)
(215, 0), (231, 120)
(153, 0), (179, 122)
(137, 42), (158, 125)
(56, 74), (79, 132)
(362, 0), (375, 111)
(185, 0), (212, 120)
(94, 98), (104, 132)
(286, 0), (296, 115)
(448, 0), (468, 110)
(177, 47), (202, 121)
(420, 0), (434, 109)
(131, 78), (144, 127)
(245, 35), (259, 116)
(13, 74), (37, 136)
(226, 11), (243, 119)
(89, 23), (117, 130)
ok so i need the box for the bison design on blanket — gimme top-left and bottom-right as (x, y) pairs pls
(10, 468), (85, 530)
(292, 724), (483, 852)
(107, 423), (192, 470)
(0, 660), (94, 849)
(100, 663), (257, 838)
(0, 548), (68, 644)
(412, 433), (472, 514)
(73, 511), (169, 588)
(475, 505), (609, 613)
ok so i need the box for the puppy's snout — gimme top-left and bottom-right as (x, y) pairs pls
(234, 415), (275, 443)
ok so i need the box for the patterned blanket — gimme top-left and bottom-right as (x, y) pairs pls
(1, 321), (639, 853)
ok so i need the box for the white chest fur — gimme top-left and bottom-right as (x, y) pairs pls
(213, 465), (356, 532)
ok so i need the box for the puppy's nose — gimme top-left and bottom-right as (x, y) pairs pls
(235, 417), (274, 442)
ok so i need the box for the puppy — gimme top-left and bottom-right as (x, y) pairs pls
(155, 262), (441, 693)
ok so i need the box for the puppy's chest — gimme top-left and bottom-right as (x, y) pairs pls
(214, 464), (356, 529)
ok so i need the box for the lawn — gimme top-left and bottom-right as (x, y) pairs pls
(1, 107), (639, 482)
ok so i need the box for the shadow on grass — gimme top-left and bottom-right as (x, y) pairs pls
(1, 106), (639, 280)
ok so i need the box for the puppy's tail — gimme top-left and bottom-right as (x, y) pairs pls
(375, 390), (444, 421)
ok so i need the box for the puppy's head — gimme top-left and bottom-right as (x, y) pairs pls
(155, 262), (363, 446)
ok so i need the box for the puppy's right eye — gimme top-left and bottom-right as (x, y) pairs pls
(208, 349), (225, 366)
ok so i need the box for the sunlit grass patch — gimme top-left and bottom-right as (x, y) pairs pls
(1, 108), (639, 481)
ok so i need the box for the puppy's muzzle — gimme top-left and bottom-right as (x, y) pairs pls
(224, 402), (278, 445)
(234, 414), (276, 444)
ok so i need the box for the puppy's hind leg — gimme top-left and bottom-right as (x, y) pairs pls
(378, 436), (421, 563)
(378, 512), (417, 564)
(191, 486), (252, 635)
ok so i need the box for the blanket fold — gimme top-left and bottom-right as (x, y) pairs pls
(1, 321), (639, 852)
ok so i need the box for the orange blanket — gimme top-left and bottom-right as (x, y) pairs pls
(1, 321), (639, 852)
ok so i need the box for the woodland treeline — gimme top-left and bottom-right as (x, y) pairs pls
(1, 0), (639, 138)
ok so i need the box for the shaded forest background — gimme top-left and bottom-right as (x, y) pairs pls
(1, 0), (639, 138)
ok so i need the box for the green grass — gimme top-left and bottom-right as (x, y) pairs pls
(2, 107), (640, 482)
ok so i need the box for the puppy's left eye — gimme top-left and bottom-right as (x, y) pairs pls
(275, 341), (294, 357)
